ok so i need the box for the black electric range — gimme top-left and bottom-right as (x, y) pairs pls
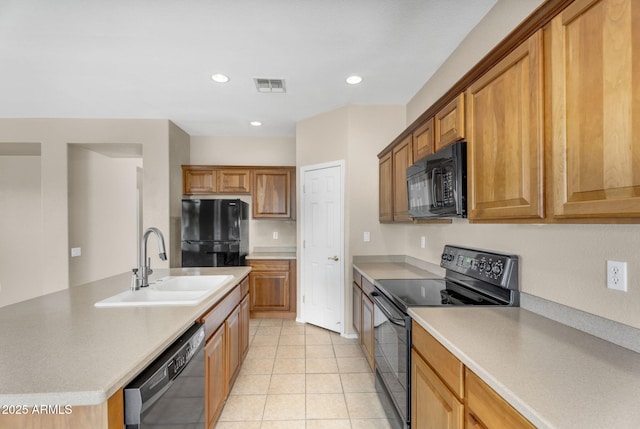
(371, 245), (520, 429)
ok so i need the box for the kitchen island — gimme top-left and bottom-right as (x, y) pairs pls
(0, 266), (250, 427)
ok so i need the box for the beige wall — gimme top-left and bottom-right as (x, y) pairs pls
(0, 154), (43, 307)
(169, 123), (191, 267)
(191, 135), (295, 166)
(68, 146), (142, 287)
(406, 0), (545, 123)
(296, 105), (406, 333)
(0, 119), (180, 305)
(189, 135), (297, 252)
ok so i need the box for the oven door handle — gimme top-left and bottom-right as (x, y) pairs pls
(371, 292), (406, 327)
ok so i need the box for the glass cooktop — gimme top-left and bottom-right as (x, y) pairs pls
(374, 278), (508, 312)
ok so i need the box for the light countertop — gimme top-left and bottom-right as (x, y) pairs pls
(353, 258), (640, 429)
(353, 261), (441, 283)
(0, 266), (250, 407)
(409, 307), (640, 429)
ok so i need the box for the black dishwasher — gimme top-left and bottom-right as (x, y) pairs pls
(124, 323), (206, 428)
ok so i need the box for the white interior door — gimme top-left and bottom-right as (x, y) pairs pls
(301, 161), (344, 333)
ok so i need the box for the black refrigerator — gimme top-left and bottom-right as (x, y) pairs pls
(181, 199), (249, 267)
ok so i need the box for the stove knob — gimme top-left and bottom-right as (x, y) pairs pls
(492, 261), (504, 276)
(485, 263), (492, 273)
(478, 261), (486, 271)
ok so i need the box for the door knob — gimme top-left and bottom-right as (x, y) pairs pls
(328, 255), (339, 261)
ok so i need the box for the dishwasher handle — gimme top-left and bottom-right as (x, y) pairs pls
(371, 291), (406, 327)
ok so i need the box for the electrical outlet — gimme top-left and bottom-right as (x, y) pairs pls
(363, 231), (371, 242)
(420, 236), (426, 249)
(71, 247), (82, 257)
(607, 260), (627, 292)
(272, 231), (279, 240)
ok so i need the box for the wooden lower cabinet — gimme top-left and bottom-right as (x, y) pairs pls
(201, 276), (250, 428)
(411, 349), (463, 429)
(205, 325), (226, 429)
(226, 305), (241, 390)
(352, 281), (362, 337)
(412, 322), (534, 429)
(240, 294), (250, 359)
(248, 259), (296, 318)
(361, 293), (375, 371)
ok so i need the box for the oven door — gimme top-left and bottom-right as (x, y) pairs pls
(371, 290), (411, 429)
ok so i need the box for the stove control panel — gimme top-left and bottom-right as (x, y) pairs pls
(440, 245), (518, 289)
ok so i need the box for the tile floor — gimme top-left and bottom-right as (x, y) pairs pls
(215, 318), (392, 429)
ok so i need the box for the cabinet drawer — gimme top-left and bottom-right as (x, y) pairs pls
(248, 260), (290, 272)
(353, 268), (362, 288)
(412, 320), (464, 399)
(200, 285), (241, 339)
(240, 275), (249, 297)
(466, 368), (535, 429)
(361, 276), (374, 296)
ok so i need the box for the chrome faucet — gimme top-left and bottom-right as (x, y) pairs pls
(133, 227), (167, 290)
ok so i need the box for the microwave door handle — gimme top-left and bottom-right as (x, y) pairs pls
(430, 169), (439, 209)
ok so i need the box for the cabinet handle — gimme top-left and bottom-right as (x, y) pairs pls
(328, 255), (339, 261)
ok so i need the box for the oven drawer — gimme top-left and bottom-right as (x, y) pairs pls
(412, 320), (464, 399)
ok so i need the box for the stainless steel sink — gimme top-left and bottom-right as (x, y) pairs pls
(95, 275), (234, 307)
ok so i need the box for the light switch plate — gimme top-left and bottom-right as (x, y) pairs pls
(420, 236), (426, 248)
(272, 231), (279, 240)
(363, 231), (371, 242)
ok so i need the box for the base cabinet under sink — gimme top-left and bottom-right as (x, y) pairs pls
(200, 275), (250, 428)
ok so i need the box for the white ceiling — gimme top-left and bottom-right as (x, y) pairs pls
(0, 0), (497, 137)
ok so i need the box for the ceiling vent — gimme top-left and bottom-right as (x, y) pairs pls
(254, 78), (286, 93)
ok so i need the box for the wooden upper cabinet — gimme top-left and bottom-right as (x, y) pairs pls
(379, 152), (393, 222)
(467, 30), (545, 221)
(392, 135), (413, 222)
(217, 169), (251, 193)
(252, 168), (293, 218)
(412, 117), (435, 162)
(183, 166), (216, 194)
(435, 93), (465, 151)
(549, 0), (640, 218)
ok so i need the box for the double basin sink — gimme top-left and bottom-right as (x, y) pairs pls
(95, 275), (234, 307)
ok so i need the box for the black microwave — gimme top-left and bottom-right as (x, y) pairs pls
(406, 141), (467, 219)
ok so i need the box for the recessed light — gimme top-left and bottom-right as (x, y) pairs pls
(250, 121), (262, 127)
(211, 74), (230, 83)
(346, 75), (363, 85)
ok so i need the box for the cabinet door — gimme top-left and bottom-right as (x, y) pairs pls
(249, 260), (290, 312)
(352, 282), (362, 337)
(226, 305), (241, 389)
(205, 326), (226, 429)
(467, 30), (544, 221)
(240, 294), (250, 360)
(392, 135), (413, 222)
(183, 166), (216, 194)
(413, 118), (435, 162)
(465, 369), (535, 429)
(361, 295), (375, 371)
(253, 169), (292, 218)
(217, 169), (251, 193)
(435, 94), (465, 151)
(411, 349), (463, 429)
(379, 152), (393, 222)
(550, 0), (640, 218)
